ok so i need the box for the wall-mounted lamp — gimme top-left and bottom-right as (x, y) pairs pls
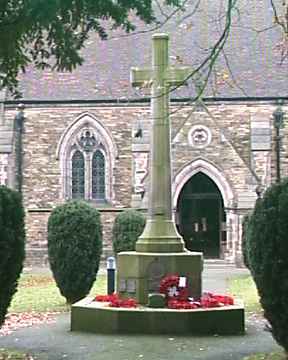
(15, 103), (25, 132)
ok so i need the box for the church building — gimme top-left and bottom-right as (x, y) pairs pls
(0, 0), (287, 266)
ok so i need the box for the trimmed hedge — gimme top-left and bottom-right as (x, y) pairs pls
(0, 186), (25, 327)
(247, 179), (288, 353)
(241, 213), (251, 269)
(112, 209), (146, 253)
(48, 200), (102, 304)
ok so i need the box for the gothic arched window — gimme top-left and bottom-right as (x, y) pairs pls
(72, 150), (85, 199)
(67, 129), (109, 202)
(92, 150), (105, 201)
(57, 113), (117, 204)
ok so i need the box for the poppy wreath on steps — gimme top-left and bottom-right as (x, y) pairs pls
(93, 274), (235, 309)
(159, 274), (235, 309)
(94, 293), (137, 308)
(159, 274), (189, 302)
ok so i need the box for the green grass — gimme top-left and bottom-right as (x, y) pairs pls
(11, 272), (261, 315)
(9, 272), (107, 313)
(243, 352), (286, 360)
(0, 349), (36, 359)
(228, 274), (262, 314)
(229, 276), (287, 360)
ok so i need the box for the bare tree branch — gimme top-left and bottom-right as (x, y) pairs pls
(175, 0), (202, 25)
(270, 0), (288, 34)
(108, 0), (191, 40)
(221, 48), (249, 97)
(155, 0), (238, 101)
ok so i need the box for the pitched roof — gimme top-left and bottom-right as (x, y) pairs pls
(9, 0), (288, 101)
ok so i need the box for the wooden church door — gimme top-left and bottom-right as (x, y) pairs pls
(176, 173), (225, 258)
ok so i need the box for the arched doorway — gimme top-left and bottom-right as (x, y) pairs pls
(176, 172), (226, 258)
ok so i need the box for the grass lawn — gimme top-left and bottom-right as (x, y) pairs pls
(243, 353), (287, 360)
(10, 271), (107, 313)
(10, 271), (261, 314)
(228, 274), (262, 314)
(229, 275), (286, 360)
(0, 349), (36, 359)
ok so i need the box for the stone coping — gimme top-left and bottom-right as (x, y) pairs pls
(117, 250), (203, 256)
(74, 297), (244, 312)
(71, 297), (245, 335)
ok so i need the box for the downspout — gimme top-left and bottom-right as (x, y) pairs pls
(14, 104), (25, 193)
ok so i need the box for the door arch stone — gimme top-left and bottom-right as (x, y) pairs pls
(172, 158), (237, 260)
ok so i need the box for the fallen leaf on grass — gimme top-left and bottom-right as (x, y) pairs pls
(0, 350), (36, 359)
(19, 276), (54, 288)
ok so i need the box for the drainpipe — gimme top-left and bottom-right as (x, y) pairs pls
(14, 104), (25, 193)
(273, 101), (285, 183)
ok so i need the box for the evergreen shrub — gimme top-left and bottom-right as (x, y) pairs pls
(247, 179), (288, 353)
(112, 209), (146, 253)
(241, 213), (251, 269)
(0, 186), (25, 327)
(48, 200), (102, 304)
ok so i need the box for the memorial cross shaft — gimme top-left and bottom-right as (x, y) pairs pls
(131, 33), (193, 253)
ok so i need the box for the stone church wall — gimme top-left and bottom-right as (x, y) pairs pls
(4, 100), (288, 266)
(4, 104), (150, 266)
(24, 208), (121, 267)
(0, 154), (9, 185)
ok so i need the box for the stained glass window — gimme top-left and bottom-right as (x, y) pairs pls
(92, 150), (105, 200)
(72, 150), (85, 198)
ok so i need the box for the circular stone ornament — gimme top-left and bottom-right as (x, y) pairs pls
(188, 125), (212, 148)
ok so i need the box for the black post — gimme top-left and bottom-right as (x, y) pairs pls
(107, 256), (116, 295)
(15, 104), (25, 193)
(275, 126), (281, 183)
(273, 101), (285, 183)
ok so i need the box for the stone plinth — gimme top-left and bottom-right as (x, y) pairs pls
(71, 298), (245, 335)
(135, 219), (185, 253)
(116, 251), (203, 305)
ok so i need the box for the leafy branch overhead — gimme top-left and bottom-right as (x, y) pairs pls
(0, 0), (180, 97)
(0, 0), (287, 98)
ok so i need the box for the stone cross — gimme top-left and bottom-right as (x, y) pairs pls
(131, 33), (193, 253)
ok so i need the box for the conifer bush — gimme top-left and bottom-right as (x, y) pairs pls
(241, 214), (251, 269)
(0, 186), (25, 327)
(48, 200), (102, 304)
(247, 179), (288, 353)
(112, 209), (146, 253)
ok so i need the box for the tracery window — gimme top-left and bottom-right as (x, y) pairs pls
(57, 113), (117, 204)
(92, 150), (105, 200)
(70, 129), (107, 202)
(72, 150), (85, 199)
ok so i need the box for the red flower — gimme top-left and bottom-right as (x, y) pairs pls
(167, 299), (200, 309)
(160, 274), (189, 302)
(94, 293), (118, 302)
(200, 293), (234, 308)
(94, 283), (235, 310)
(109, 297), (138, 308)
(94, 293), (138, 308)
(213, 295), (234, 305)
